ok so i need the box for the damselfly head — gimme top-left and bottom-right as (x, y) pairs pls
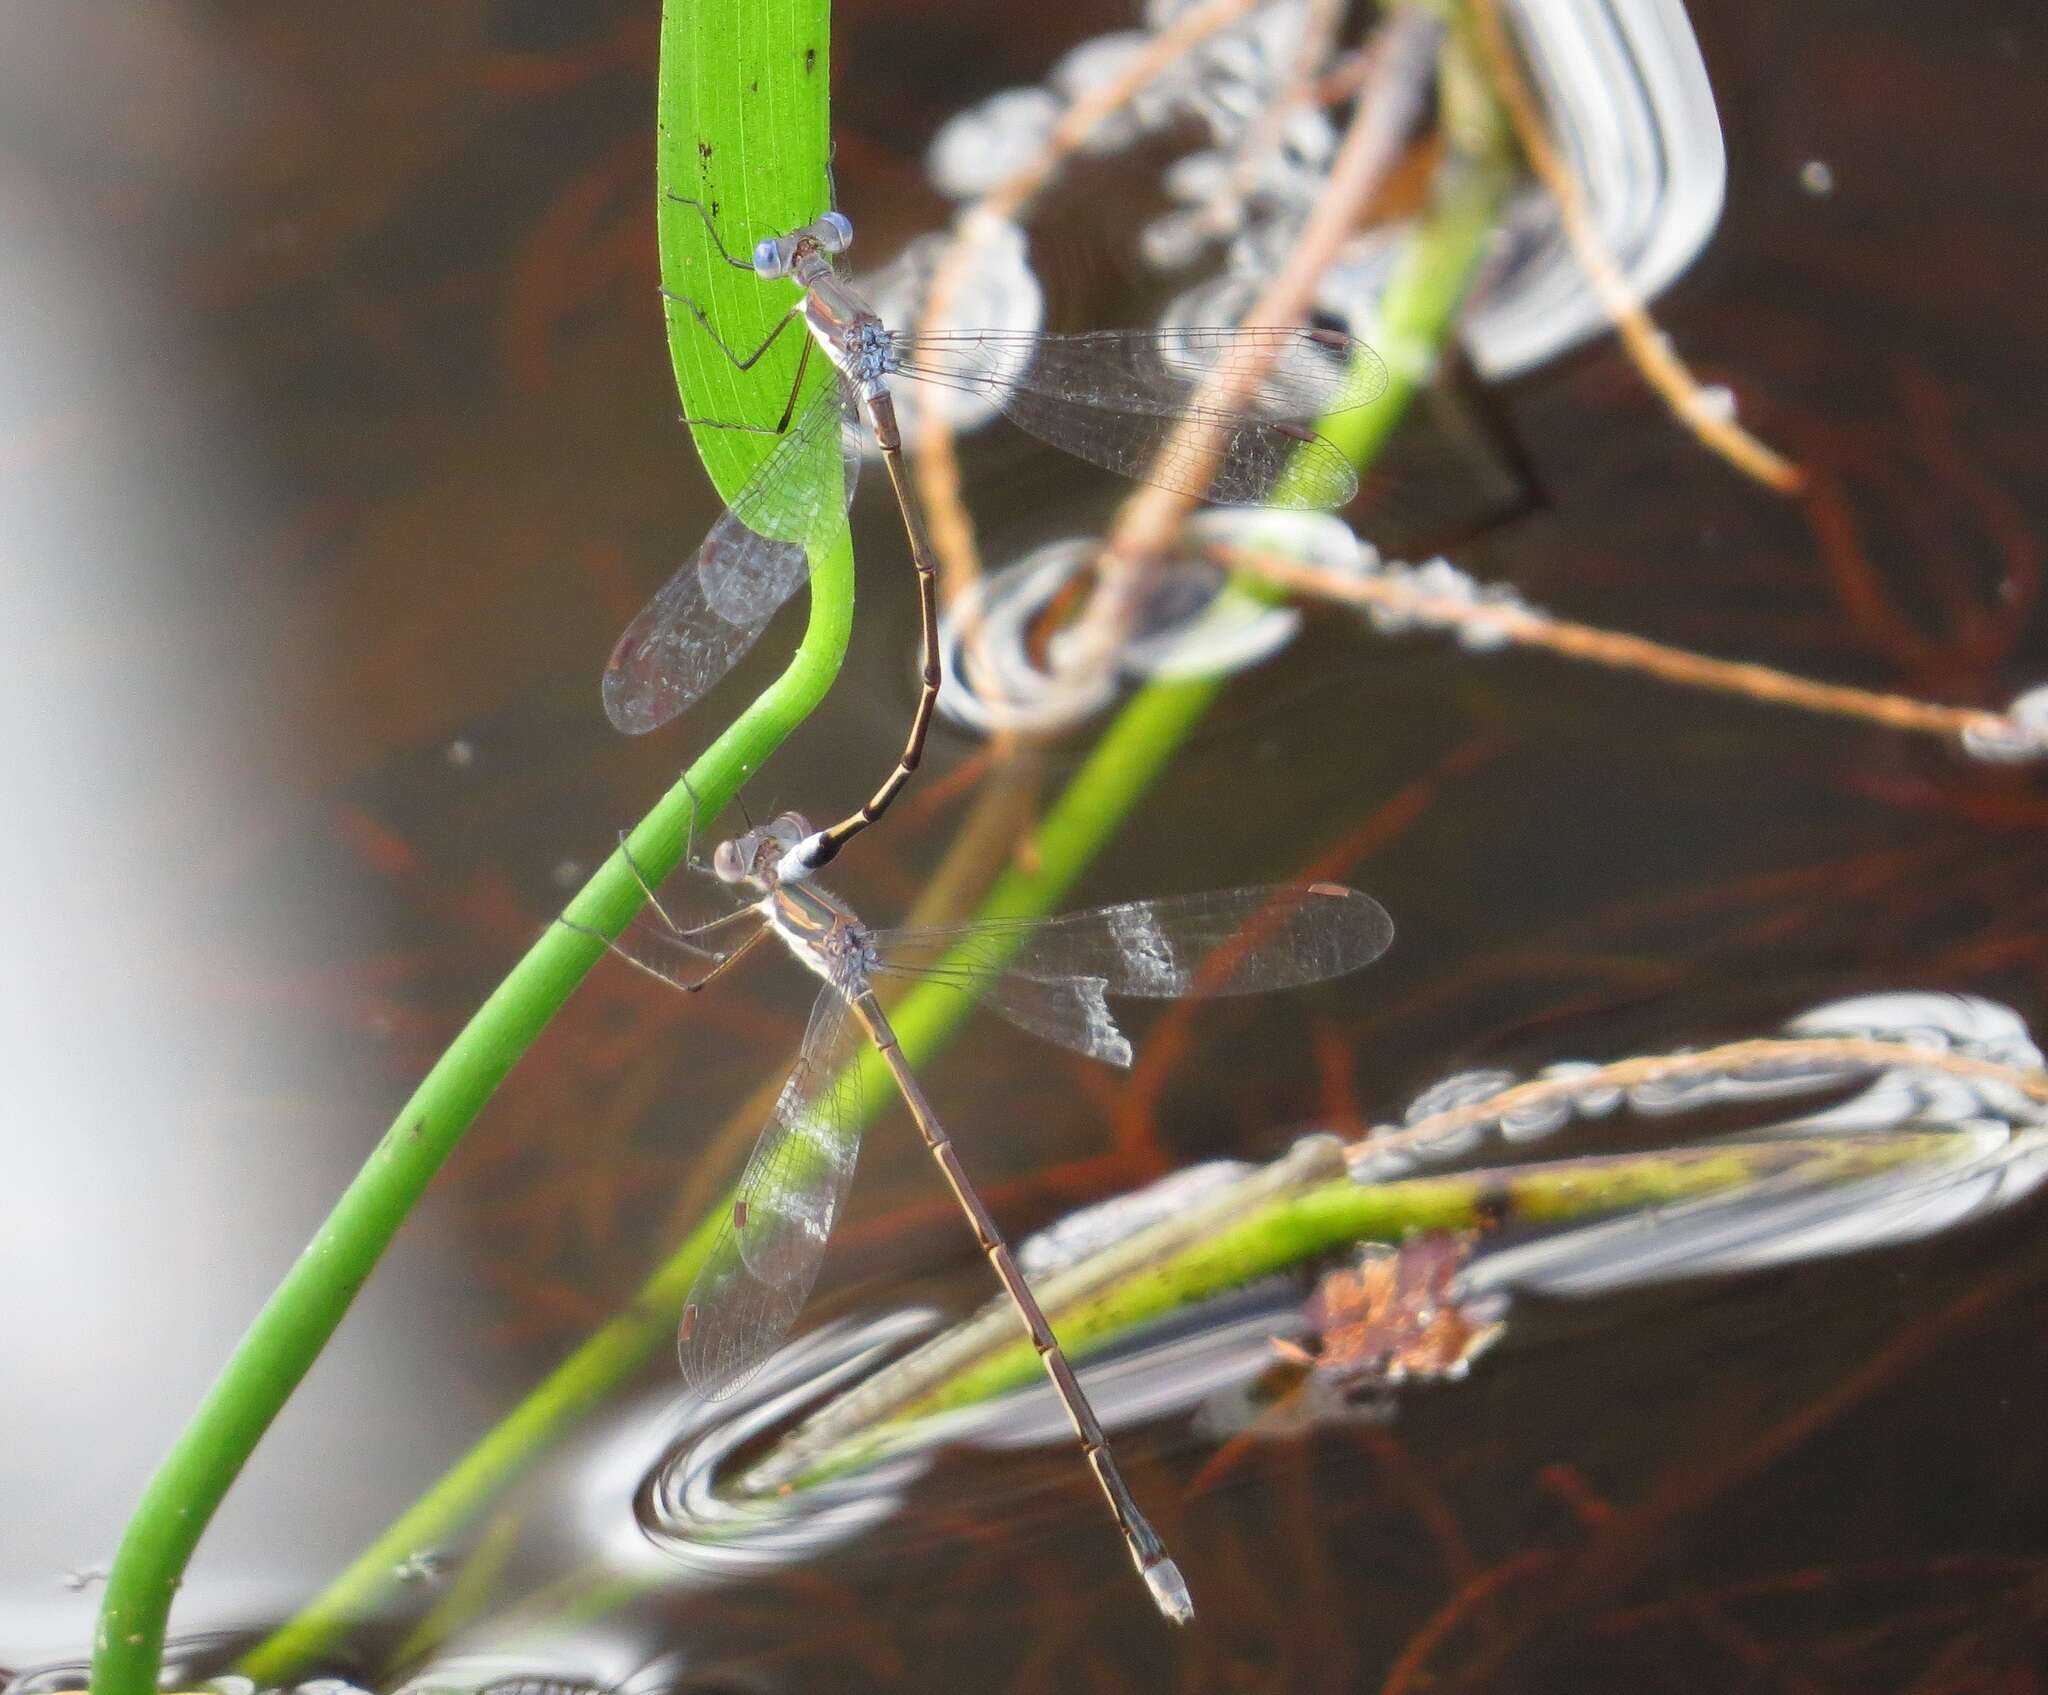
(713, 812), (815, 888)
(754, 214), (851, 281)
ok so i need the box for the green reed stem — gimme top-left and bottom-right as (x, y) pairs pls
(232, 70), (1512, 1690)
(92, 7), (837, 1694)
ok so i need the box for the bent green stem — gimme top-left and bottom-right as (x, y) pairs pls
(92, 4), (836, 1693)
(238, 81), (1511, 1688)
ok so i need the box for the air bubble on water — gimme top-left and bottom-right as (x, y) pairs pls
(1540, 1060), (1624, 1117)
(1962, 682), (2048, 763)
(935, 539), (1117, 734)
(1143, 208), (1225, 270)
(1499, 1097), (1573, 1142)
(1405, 1068), (1517, 1123)
(1278, 106), (1338, 171)
(1799, 159), (1835, 195)
(1788, 992), (2043, 1070)
(1351, 1141), (1418, 1182)
(1415, 1117), (1487, 1157)
(927, 88), (1063, 198)
(1317, 226), (1405, 343)
(1159, 269), (1260, 339)
(1185, 61), (1266, 139)
(1190, 506), (1364, 576)
(392, 1547), (449, 1583)
(1019, 1160), (1252, 1275)
(1627, 1064), (1716, 1115)
(1697, 383), (1738, 422)
(1223, 212), (1299, 281)
(1164, 150), (1233, 205)
(1048, 33), (1161, 151)
(1456, 590), (1529, 652)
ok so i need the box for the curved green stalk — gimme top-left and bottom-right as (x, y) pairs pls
(93, 7), (837, 1694)
(238, 98), (1510, 1688)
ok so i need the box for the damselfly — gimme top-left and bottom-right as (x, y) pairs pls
(589, 811), (1395, 1621)
(606, 204), (1389, 877)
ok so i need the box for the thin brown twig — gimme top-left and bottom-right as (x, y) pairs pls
(908, 0), (1267, 604)
(1031, 10), (1442, 725)
(1469, 0), (1804, 493)
(1358, 1035), (2048, 1166)
(1218, 542), (2020, 745)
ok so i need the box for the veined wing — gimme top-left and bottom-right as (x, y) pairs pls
(679, 974), (868, 1401)
(888, 327), (1388, 422)
(603, 380), (860, 736)
(885, 364), (1356, 509)
(869, 885), (1393, 1063)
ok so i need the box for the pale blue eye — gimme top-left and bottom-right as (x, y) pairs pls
(817, 211), (853, 253)
(751, 236), (785, 277)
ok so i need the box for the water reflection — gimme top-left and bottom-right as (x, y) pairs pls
(0, 0), (478, 1665)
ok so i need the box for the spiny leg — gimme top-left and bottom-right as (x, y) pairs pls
(661, 288), (801, 378)
(561, 910), (769, 994)
(663, 310), (817, 445)
(664, 192), (762, 272)
(617, 830), (762, 946)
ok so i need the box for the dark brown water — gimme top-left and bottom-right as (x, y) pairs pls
(3, 2), (2044, 1691)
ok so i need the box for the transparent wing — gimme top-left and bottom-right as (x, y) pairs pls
(955, 969), (1134, 1068)
(1001, 388), (1355, 508)
(870, 885), (1393, 1061)
(888, 327), (1383, 508)
(888, 326), (1388, 420)
(603, 381), (861, 735)
(678, 975), (868, 1401)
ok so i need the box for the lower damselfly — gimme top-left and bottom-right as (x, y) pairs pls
(605, 204), (1388, 878)
(585, 811), (1395, 1621)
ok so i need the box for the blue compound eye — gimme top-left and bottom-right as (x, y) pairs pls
(817, 211), (853, 252)
(751, 236), (787, 277)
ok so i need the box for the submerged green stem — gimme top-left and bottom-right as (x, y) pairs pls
(848, 1130), (1971, 1448)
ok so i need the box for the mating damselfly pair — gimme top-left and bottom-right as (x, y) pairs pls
(590, 203), (1393, 1620)
(603, 202), (1388, 877)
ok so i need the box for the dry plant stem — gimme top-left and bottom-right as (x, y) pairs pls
(1107, 11), (1442, 560)
(786, 1124), (1992, 1483)
(1041, 8), (1443, 719)
(1469, 0), (1803, 492)
(1376, 1036), (2048, 1157)
(1221, 544), (2016, 743)
(757, 1034), (2042, 1485)
(1182, 0), (1345, 249)
(909, 0), (1265, 605)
